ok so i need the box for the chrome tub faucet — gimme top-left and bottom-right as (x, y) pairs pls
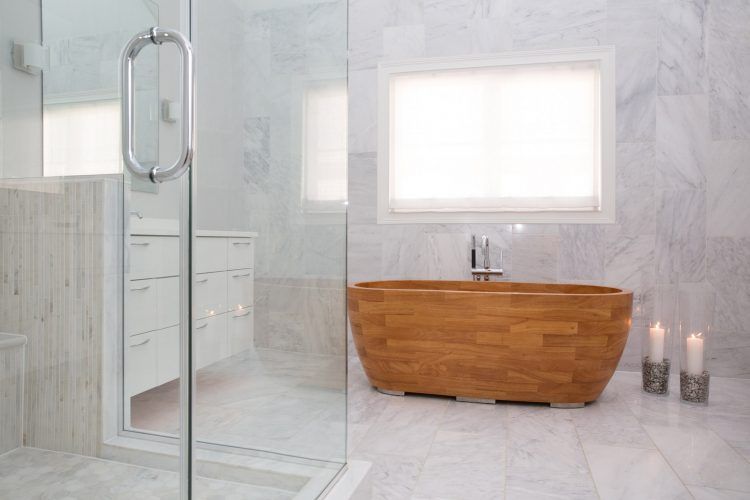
(471, 234), (504, 281)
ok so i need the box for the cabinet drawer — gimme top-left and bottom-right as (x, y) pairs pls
(156, 326), (179, 386)
(127, 279), (158, 335)
(194, 271), (228, 319)
(227, 270), (254, 310)
(228, 307), (254, 354)
(194, 314), (228, 370)
(129, 236), (179, 279)
(126, 332), (158, 397)
(156, 277), (179, 330)
(196, 237), (228, 274)
(227, 238), (254, 270)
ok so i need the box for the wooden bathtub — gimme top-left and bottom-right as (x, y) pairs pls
(348, 281), (632, 407)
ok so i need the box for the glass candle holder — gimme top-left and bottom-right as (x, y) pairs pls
(678, 286), (714, 405)
(642, 283), (677, 395)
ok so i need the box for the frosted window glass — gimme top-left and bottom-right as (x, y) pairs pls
(43, 100), (121, 177)
(389, 61), (601, 212)
(303, 80), (348, 207)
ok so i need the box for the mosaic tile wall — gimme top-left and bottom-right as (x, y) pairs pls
(0, 176), (122, 456)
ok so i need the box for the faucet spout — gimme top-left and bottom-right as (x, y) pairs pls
(470, 234), (504, 282)
(481, 235), (490, 269)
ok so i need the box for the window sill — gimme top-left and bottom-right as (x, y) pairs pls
(377, 208), (615, 225)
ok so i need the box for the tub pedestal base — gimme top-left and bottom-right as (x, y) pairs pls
(375, 387), (405, 397)
(456, 396), (496, 405)
(550, 402), (585, 409)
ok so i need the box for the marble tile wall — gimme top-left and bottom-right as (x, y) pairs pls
(0, 176), (122, 456)
(0, 0), (43, 179)
(241, 1), (348, 356)
(347, 0), (750, 377)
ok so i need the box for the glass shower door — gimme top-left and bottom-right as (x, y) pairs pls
(188, 0), (348, 496)
(122, 0), (348, 497)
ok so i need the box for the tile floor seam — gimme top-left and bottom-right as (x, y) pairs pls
(408, 402), (457, 499)
(502, 417), (508, 500)
(573, 422), (603, 500)
(624, 397), (695, 495)
(726, 442), (750, 466)
(638, 424), (702, 498)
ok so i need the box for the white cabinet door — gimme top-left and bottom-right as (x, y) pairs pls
(194, 271), (228, 319)
(126, 332), (158, 397)
(227, 270), (254, 310)
(156, 326), (179, 385)
(228, 307), (254, 354)
(195, 314), (228, 369)
(129, 236), (179, 279)
(227, 238), (253, 270)
(126, 279), (157, 335)
(156, 277), (179, 329)
(196, 237), (228, 274)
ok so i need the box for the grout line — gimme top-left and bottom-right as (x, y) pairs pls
(573, 424), (603, 500)
(503, 407), (509, 500)
(629, 408), (697, 498)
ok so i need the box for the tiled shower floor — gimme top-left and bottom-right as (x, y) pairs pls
(0, 447), (295, 499)
(348, 357), (750, 500)
(131, 348), (346, 461)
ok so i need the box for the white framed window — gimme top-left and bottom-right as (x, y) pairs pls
(43, 99), (122, 177)
(377, 47), (615, 224)
(302, 79), (348, 213)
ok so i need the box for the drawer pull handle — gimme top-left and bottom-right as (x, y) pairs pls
(233, 310), (251, 318)
(195, 278), (209, 284)
(232, 241), (252, 246)
(130, 285), (151, 291)
(130, 242), (151, 246)
(232, 273), (251, 278)
(195, 323), (208, 330)
(130, 338), (151, 347)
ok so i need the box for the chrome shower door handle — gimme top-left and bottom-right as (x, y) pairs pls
(121, 27), (194, 183)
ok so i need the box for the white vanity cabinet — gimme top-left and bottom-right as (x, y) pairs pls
(125, 226), (257, 397)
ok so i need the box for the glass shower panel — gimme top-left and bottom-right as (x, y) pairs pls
(190, 0), (348, 496)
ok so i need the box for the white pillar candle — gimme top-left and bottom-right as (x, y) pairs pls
(648, 322), (665, 362)
(686, 334), (705, 375)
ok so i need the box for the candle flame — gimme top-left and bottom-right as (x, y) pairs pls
(655, 321), (660, 328)
(691, 332), (703, 339)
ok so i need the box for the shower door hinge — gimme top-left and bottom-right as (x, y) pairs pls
(11, 41), (49, 75)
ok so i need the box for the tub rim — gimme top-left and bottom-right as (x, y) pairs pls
(349, 280), (631, 298)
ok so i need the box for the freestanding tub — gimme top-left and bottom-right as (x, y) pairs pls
(348, 281), (632, 407)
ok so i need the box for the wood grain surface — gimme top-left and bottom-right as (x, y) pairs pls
(348, 281), (633, 405)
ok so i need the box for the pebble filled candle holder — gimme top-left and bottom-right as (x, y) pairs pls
(678, 286), (714, 406)
(642, 284), (677, 396)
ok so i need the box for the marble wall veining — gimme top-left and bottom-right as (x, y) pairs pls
(347, 0), (750, 377)
(0, 177), (122, 456)
(240, 1), (348, 356)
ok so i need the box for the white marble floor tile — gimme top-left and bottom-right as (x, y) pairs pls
(349, 452), (424, 500)
(571, 402), (656, 449)
(412, 430), (505, 500)
(584, 443), (691, 500)
(688, 485), (750, 500)
(438, 400), (508, 434)
(505, 405), (599, 500)
(643, 423), (750, 492)
(0, 448), (296, 500)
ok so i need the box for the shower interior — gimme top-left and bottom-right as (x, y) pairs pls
(0, 0), (348, 498)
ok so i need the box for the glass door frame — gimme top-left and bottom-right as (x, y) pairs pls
(117, 1), (194, 498)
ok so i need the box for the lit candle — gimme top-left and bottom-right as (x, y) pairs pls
(649, 322), (665, 362)
(686, 333), (704, 375)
